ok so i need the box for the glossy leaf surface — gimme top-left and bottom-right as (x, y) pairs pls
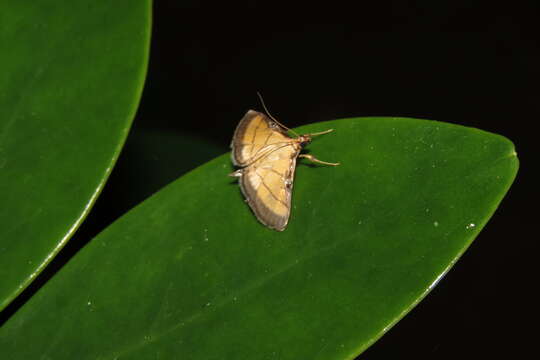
(0, 118), (518, 359)
(0, 0), (151, 309)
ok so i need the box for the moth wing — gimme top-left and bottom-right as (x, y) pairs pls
(239, 144), (300, 231)
(231, 110), (292, 166)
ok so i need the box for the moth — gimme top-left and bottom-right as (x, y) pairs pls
(230, 102), (339, 231)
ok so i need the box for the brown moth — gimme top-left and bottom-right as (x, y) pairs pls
(229, 106), (339, 231)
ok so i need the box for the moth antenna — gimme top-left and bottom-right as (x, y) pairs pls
(257, 92), (300, 137)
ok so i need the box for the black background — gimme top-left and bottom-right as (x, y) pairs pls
(6, 1), (539, 358)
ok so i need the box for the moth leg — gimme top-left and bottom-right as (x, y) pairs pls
(229, 169), (243, 177)
(298, 154), (340, 166)
(306, 128), (334, 137)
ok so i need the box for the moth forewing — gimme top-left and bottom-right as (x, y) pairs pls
(230, 110), (291, 167)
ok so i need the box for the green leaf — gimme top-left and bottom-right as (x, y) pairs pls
(0, 0), (151, 310)
(0, 117), (517, 359)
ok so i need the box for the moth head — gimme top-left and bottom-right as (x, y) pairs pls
(298, 135), (312, 147)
